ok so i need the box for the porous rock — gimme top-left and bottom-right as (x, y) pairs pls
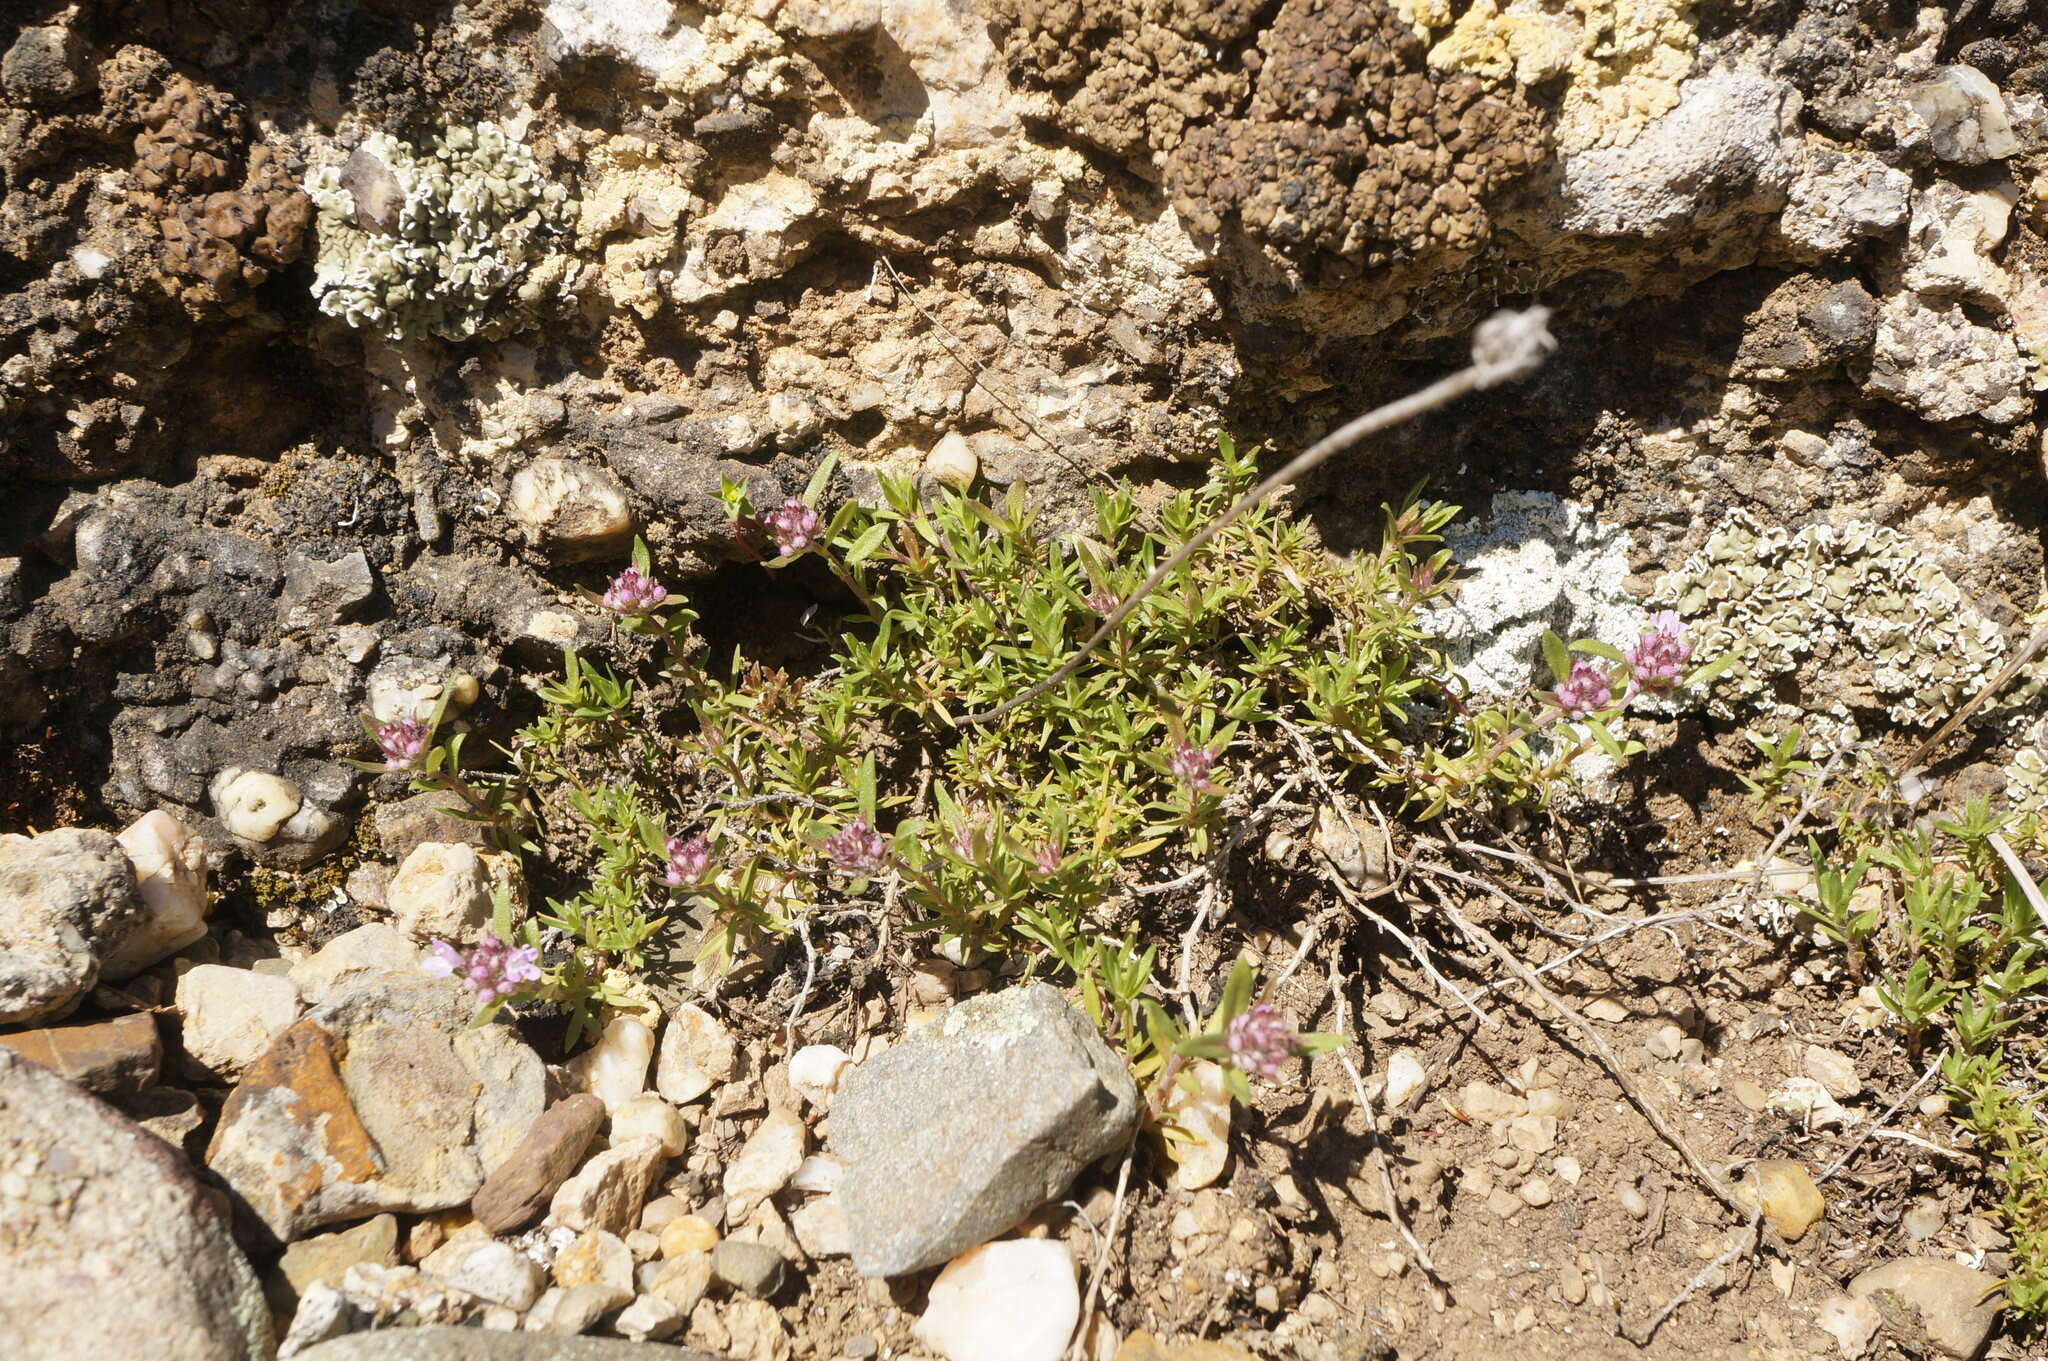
(207, 976), (546, 1242)
(832, 983), (1140, 1276)
(0, 1046), (274, 1361)
(0, 827), (144, 1026)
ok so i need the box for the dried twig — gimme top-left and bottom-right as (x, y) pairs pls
(1820, 1058), (1943, 1183)
(1332, 961), (1447, 1310)
(1621, 1181), (1761, 1346)
(1420, 877), (1747, 1219)
(1067, 1142), (1134, 1361)
(957, 309), (1556, 724)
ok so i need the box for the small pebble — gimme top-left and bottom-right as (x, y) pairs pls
(844, 1337), (878, 1360)
(1618, 1184), (1649, 1219)
(659, 1214), (719, 1259)
(1644, 1023), (1685, 1061)
(1901, 1196), (1943, 1242)
(1519, 1177), (1553, 1207)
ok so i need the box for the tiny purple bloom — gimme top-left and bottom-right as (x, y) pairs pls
(824, 818), (889, 875)
(664, 834), (712, 887)
(1226, 1002), (1302, 1082)
(423, 939), (464, 978)
(1552, 660), (1614, 718)
(424, 934), (540, 1005)
(1033, 842), (1063, 876)
(1169, 740), (1219, 794)
(764, 499), (823, 556)
(377, 718), (430, 771)
(1084, 591), (1120, 616)
(1624, 610), (1693, 694)
(602, 567), (668, 614)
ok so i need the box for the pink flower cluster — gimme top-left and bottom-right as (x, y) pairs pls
(1551, 661), (1613, 718)
(1169, 740), (1219, 794)
(1225, 1002), (1302, 1081)
(602, 567), (668, 614)
(764, 499), (823, 556)
(1624, 610), (1692, 694)
(824, 818), (889, 875)
(664, 834), (711, 887)
(424, 934), (541, 1005)
(376, 719), (430, 771)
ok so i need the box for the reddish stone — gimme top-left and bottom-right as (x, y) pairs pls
(0, 1012), (160, 1094)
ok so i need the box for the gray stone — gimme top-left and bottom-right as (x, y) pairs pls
(831, 983), (1140, 1277)
(280, 551), (376, 630)
(712, 1239), (788, 1298)
(440, 1240), (546, 1311)
(295, 1327), (720, 1360)
(206, 976), (546, 1242)
(1908, 66), (2019, 164)
(1864, 292), (2032, 425)
(1, 25), (89, 106)
(471, 1092), (607, 1233)
(1850, 1258), (2004, 1359)
(0, 827), (144, 1026)
(1560, 68), (1802, 239)
(0, 1046), (274, 1361)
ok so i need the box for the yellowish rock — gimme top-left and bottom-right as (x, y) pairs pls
(659, 1214), (719, 1259)
(1741, 1159), (1825, 1241)
(1164, 1060), (1230, 1192)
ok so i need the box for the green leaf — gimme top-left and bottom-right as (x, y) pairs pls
(631, 536), (652, 575)
(1571, 639), (1627, 664)
(1216, 958), (1255, 1025)
(803, 451), (840, 506)
(1540, 630), (1572, 685)
(843, 522), (891, 567)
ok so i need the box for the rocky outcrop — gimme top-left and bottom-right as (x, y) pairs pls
(207, 976), (545, 1243)
(0, 1046), (274, 1361)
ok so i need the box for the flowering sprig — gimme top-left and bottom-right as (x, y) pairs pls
(424, 932), (541, 1006)
(823, 818), (890, 876)
(601, 566), (667, 614)
(1224, 1002), (1304, 1081)
(376, 718), (429, 771)
(1623, 610), (1692, 696)
(1552, 660), (1613, 718)
(763, 499), (823, 557)
(1168, 740), (1219, 794)
(663, 834), (711, 887)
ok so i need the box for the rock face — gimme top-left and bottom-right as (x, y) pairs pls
(0, 827), (144, 1025)
(207, 976), (546, 1242)
(0, 1046), (274, 1361)
(831, 983), (1140, 1276)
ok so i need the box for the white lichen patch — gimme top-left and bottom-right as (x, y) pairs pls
(2008, 718), (2048, 824)
(1407, 0), (1701, 155)
(1425, 491), (1649, 698)
(307, 123), (580, 342)
(1655, 512), (2007, 731)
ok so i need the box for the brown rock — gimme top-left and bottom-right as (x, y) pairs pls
(206, 977), (545, 1243)
(1114, 1333), (1257, 1361)
(0, 1012), (160, 1093)
(471, 1093), (607, 1234)
(550, 1135), (666, 1235)
(273, 1213), (400, 1314)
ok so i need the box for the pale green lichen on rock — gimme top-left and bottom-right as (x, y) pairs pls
(307, 122), (580, 342)
(1656, 512), (2006, 732)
